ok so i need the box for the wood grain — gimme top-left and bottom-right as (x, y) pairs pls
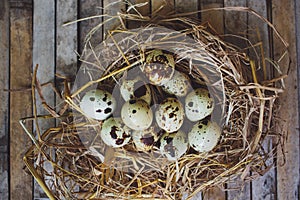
(0, 0), (9, 199)
(79, 0), (103, 53)
(103, 0), (126, 38)
(127, 0), (150, 29)
(32, 0), (55, 198)
(151, 0), (175, 16)
(272, 0), (300, 199)
(223, 1), (250, 199)
(175, 0), (198, 18)
(200, 0), (224, 34)
(9, 2), (33, 199)
(248, 1), (277, 199)
(200, 1), (226, 199)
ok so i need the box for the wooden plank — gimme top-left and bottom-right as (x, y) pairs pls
(223, 1), (251, 199)
(79, 0), (103, 53)
(9, 1), (33, 199)
(272, 0), (300, 199)
(175, 0), (198, 18)
(56, 0), (78, 77)
(0, 0), (9, 199)
(32, 0), (55, 198)
(200, 1), (226, 199)
(248, 1), (277, 200)
(151, 0), (175, 16)
(127, 0), (150, 29)
(103, 0), (126, 38)
(200, 0), (224, 34)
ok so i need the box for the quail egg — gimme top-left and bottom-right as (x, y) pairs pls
(100, 117), (132, 148)
(80, 89), (116, 120)
(142, 49), (175, 86)
(188, 120), (221, 152)
(159, 130), (188, 161)
(132, 126), (159, 151)
(121, 99), (153, 131)
(185, 88), (214, 122)
(155, 98), (185, 132)
(161, 71), (191, 96)
(120, 78), (151, 104)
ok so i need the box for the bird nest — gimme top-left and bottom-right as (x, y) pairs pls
(23, 6), (288, 200)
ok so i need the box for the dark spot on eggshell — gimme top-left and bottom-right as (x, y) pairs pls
(129, 99), (136, 104)
(188, 102), (193, 107)
(110, 126), (118, 139)
(202, 120), (209, 126)
(141, 135), (154, 146)
(198, 124), (203, 129)
(169, 112), (175, 118)
(104, 107), (112, 114)
(90, 97), (95, 101)
(116, 138), (124, 145)
(133, 82), (147, 98)
(96, 109), (102, 113)
(175, 107), (179, 112)
(164, 136), (173, 144)
(102, 93), (108, 102)
(132, 109), (137, 114)
(207, 92), (211, 98)
(122, 132), (131, 138)
(107, 101), (112, 106)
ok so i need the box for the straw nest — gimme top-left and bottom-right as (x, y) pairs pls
(24, 4), (288, 200)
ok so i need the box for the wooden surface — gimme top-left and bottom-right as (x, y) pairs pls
(0, 0), (299, 199)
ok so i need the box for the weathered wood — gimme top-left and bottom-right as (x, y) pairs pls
(223, 1), (251, 199)
(0, 0), (9, 199)
(127, 0), (150, 29)
(175, 0), (198, 18)
(200, 1), (226, 199)
(56, 0), (78, 77)
(32, 0), (55, 198)
(9, 1), (33, 199)
(200, 0), (224, 34)
(151, 0), (175, 16)
(248, 1), (277, 199)
(79, 0), (103, 53)
(103, 0), (126, 38)
(272, 0), (300, 199)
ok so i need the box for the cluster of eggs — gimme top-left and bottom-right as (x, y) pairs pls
(79, 50), (221, 161)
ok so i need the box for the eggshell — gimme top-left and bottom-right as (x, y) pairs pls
(100, 117), (132, 148)
(155, 98), (185, 132)
(120, 78), (151, 104)
(161, 71), (190, 96)
(188, 120), (221, 152)
(132, 126), (159, 151)
(80, 89), (116, 120)
(121, 99), (153, 131)
(159, 130), (188, 161)
(185, 88), (214, 122)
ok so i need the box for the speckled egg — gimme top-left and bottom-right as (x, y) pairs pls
(120, 78), (151, 104)
(100, 117), (132, 148)
(142, 49), (175, 86)
(121, 99), (153, 131)
(159, 130), (188, 161)
(155, 98), (185, 132)
(188, 120), (221, 152)
(161, 71), (190, 96)
(132, 126), (159, 151)
(185, 88), (214, 122)
(80, 89), (116, 120)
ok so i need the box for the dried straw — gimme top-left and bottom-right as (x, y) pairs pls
(23, 3), (288, 200)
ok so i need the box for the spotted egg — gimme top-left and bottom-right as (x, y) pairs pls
(155, 98), (185, 132)
(159, 130), (188, 161)
(121, 99), (153, 131)
(188, 120), (221, 152)
(80, 89), (116, 120)
(142, 49), (175, 86)
(161, 71), (191, 96)
(100, 117), (132, 148)
(120, 78), (151, 105)
(185, 88), (214, 122)
(132, 126), (159, 151)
